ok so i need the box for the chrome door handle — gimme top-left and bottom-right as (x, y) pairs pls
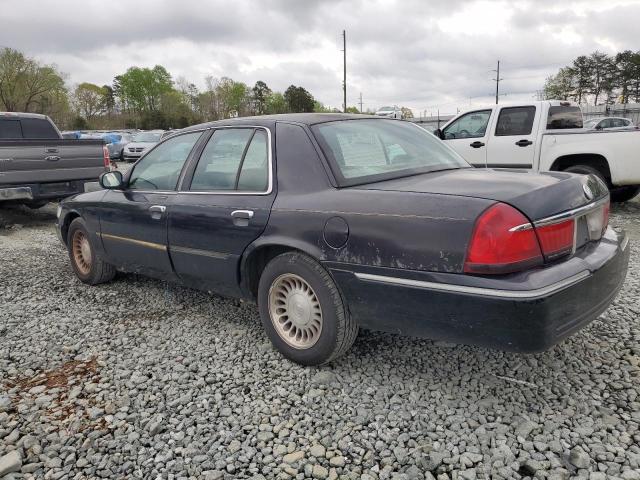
(149, 205), (166, 220)
(45, 155), (61, 161)
(231, 209), (254, 227)
(231, 210), (254, 219)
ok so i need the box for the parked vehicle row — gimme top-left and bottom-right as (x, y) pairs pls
(57, 114), (629, 366)
(0, 112), (109, 207)
(583, 116), (636, 131)
(434, 101), (640, 202)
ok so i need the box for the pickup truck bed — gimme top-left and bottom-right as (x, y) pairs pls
(0, 113), (108, 206)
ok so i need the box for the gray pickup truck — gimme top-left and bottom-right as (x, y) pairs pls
(0, 112), (108, 207)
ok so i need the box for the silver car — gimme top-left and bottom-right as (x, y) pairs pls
(584, 117), (635, 131)
(122, 130), (164, 162)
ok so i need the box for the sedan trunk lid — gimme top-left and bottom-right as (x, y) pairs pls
(354, 167), (608, 222)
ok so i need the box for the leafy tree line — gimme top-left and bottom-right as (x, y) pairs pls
(544, 50), (640, 105)
(0, 47), (328, 130)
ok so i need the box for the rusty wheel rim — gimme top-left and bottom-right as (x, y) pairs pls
(72, 230), (92, 276)
(268, 273), (323, 350)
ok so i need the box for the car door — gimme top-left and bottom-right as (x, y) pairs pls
(441, 109), (492, 167)
(169, 126), (275, 297)
(98, 131), (203, 279)
(485, 105), (538, 169)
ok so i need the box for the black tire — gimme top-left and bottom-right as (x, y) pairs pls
(67, 218), (116, 285)
(563, 164), (608, 186)
(610, 185), (640, 203)
(257, 252), (358, 366)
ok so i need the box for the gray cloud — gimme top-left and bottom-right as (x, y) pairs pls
(3, 0), (640, 114)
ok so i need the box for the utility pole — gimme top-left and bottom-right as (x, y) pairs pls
(342, 30), (347, 113)
(358, 92), (363, 113)
(492, 60), (503, 105)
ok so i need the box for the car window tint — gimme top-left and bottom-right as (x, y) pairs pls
(190, 129), (254, 191)
(546, 106), (583, 129)
(443, 110), (491, 139)
(128, 132), (201, 191)
(237, 130), (269, 191)
(495, 106), (536, 136)
(20, 118), (59, 139)
(0, 120), (23, 139)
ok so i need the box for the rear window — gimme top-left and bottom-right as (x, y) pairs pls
(0, 120), (23, 139)
(312, 119), (468, 186)
(546, 106), (583, 129)
(20, 118), (59, 139)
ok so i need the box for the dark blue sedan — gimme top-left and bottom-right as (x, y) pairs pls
(57, 114), (629, 365)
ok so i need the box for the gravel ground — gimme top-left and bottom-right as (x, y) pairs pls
(0, 199), (639, 480)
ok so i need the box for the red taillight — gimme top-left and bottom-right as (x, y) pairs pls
(464, 203), (543, 274)
(535, 219), (574, 260)
(102, 146), (111, 169)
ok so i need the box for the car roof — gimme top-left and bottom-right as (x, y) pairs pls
(0, 112), (49, 120)
(181, 113), (381, 132)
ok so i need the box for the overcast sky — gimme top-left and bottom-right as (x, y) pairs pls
(3, 0), (640, 115)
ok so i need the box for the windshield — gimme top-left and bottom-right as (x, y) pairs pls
(583, 119), (599, 128)
(133, 132), (162, 143)
(312, 119), (469, 186)
(377, 107), (394, 112)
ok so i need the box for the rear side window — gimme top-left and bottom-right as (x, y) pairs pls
(495, 106), (536, 136)
(0, 120), (23, 139)
(20, 118), (59, 139)
(190, 128), (270, 192)
(546, 106), (583, 129)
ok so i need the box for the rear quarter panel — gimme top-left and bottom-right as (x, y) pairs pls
(539, 131), (640, 185)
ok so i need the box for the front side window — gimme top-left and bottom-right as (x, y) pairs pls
(133, 131), (162, 143)
(20, 118), (58, 139)
(312, 119), (468, 185)
(546, 106), (583, 129)
(443, 110), (491, 139)
(128, 132), (201, 191)
(495, 106), (536, 136)
(190, 128), (270, 192)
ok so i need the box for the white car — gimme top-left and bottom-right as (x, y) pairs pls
(584, 117), (635, 131)
(435, 101), (640, 202)
(123, 130), (164, 163)
(375, 106), (402, 119)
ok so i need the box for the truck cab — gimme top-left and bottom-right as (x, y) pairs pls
(436, 101), (640, 202)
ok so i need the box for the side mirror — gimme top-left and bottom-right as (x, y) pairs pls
(433, 128), (444, 140)
(99, 171), (124, 189)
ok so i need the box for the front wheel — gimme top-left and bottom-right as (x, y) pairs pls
(257, 252), (358, 366)
(67, 218), (116, 285)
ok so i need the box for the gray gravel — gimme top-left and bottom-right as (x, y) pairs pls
(0, 200), (639, 480)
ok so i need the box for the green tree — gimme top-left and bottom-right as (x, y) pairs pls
(313, 101), (332, 113)
(284, 85), (315, 112)
(400, 107), (414, 119)
(544, 67), (575, 100)
(265, 92), (288, 114)
(73, 82), (107, 122)
(569, 55), (592, 104)
(252, 81), (272, 115)
(0, 47), (66, 112)
(588, 51), (614, 105)
(114, 65), (173, 113)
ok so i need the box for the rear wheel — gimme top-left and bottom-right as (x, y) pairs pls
(67, 218), (116, 285)
(610, 185), (640, 203)
(257, 252), (358, 366)
(563, 164), (608, 186)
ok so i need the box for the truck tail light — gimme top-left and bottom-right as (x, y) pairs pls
(535, 219), (575, 260)
(464, 203), (543, 274)
(102, 146), (111, 169)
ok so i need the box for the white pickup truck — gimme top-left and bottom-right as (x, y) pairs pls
(434, 101), (640, 202)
